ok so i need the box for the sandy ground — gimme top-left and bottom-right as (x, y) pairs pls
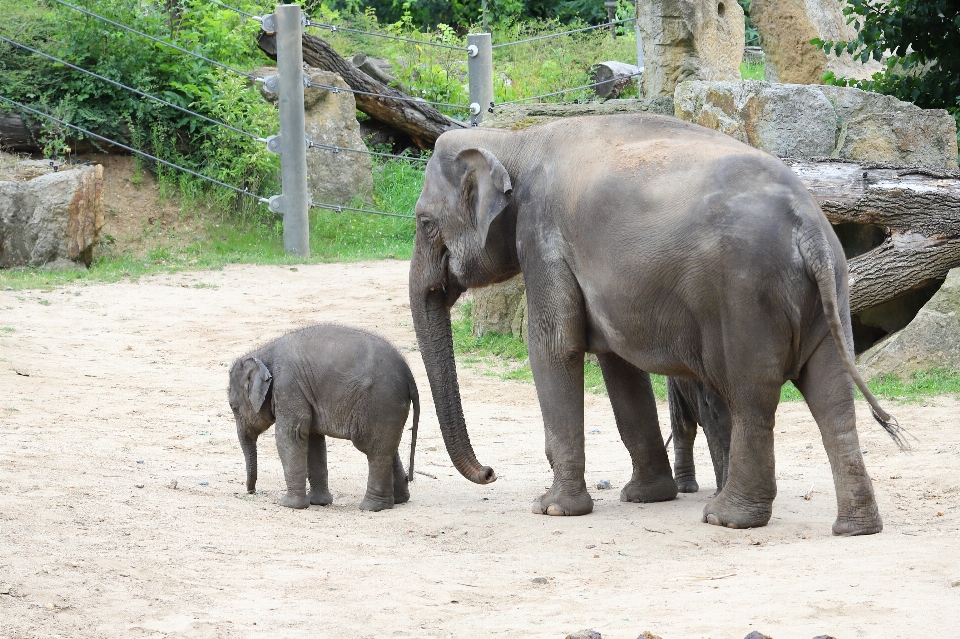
(1, 260), (958, 639)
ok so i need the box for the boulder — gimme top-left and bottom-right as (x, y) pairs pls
(257, 66), (374, 206)
(751, 0), (883, 85)
(0, 161), (104, 268)
(303, 69), (373, 206)
(636, 0), (745, 98)
(858, 268), (960, 380)
(472, 275), (526, 339)
(481, 97), (675, 131)
(674, 81), (959, 167)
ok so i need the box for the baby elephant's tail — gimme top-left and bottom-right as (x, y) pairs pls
(407, 383), (419, 482)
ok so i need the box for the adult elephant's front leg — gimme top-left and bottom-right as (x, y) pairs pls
(598, 354), (677, 503)
(526, 272), (592, 516)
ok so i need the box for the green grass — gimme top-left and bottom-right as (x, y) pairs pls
(740, 61), (765, 81)
(0, 158), (421, 291)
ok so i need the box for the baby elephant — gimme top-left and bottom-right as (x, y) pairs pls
(667, 377), (731, 495)
(229, 324), (419, 511)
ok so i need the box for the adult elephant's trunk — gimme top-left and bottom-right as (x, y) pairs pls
(238, 427), (258, 494)
(409, 249), (496, 485)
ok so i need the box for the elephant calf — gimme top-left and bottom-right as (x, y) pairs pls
(228, 324), (419, 512)
(667, 377), (731, 495)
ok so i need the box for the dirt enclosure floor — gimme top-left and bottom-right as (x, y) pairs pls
(1, 260), (959, 639)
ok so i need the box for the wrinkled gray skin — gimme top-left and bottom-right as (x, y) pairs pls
(409, 113), (906, 535)
(667, 377), (731, 495)
(229, 324), (419, 512)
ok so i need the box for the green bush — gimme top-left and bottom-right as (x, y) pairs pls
(0, 0), (279, 211)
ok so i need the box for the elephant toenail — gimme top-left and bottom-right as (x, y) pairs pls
(706, 514), (720, 525)
(546, 504), (565, 516)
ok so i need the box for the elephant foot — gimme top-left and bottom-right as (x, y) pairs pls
(278, 490), (310, 509)
(393, 482), (410, 505)
(702, 490), (771, 529)
(532, 486), (593, 516)
(620, 476), (678, 503)
(359, 495), (394, 512)
(833, 503), (883, 536)
(675, 475), (699, 493)
(309, 488), (333, 506)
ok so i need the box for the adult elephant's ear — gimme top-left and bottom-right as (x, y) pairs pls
(456, 148), (512, 248)
(245, 358), (272, 412)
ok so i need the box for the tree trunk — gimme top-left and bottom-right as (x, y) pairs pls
(783, 158), (960, 314)
(589, 61), (640, 99)
(257, 30), (465, 148)
(0, 112), (129, 154)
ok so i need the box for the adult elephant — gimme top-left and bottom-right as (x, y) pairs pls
(408, 114), (907, 535)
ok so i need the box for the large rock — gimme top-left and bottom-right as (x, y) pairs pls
(472, 276), (526, 339)
(637, 0), (745, 97)
(0, 161), (104, 268)
(751, 0), (883, 85)
(675, 81), (959, 167)
(258, 66), (374, 206)
(304, 69), (373, 206)
(858, 268), (960, 380)
(481, 98), (675, 130)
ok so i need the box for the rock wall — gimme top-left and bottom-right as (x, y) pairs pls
(0, 161), (104, 268)
(674, 81), (959, 167)
(637, 0), (745, 97)
(751, 0), (883, 85)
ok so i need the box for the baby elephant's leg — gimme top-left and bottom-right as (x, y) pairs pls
(359, 453), (396, 512)
(392, 451), (410, 504)
(275, 416), (311, 509)
(307, 432), (333, 506)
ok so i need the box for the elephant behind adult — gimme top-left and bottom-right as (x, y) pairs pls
(408, 113), (907, 535)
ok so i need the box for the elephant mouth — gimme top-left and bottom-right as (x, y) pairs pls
(439, 250), (464, 309)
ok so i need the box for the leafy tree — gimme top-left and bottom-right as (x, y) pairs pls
(812, 0), (960, 112)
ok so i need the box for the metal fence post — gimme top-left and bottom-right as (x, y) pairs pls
(273, 4), (310, 258)
(467, 33), (493, 126)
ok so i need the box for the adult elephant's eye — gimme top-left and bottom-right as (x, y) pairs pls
(419, 216), (439, 239)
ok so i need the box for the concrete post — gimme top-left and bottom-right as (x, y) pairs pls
(275, 4), (310, 258)
(467, 33), (493, 126)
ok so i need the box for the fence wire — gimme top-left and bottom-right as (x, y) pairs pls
(492, 19), (635, 49)
(495, 71), (642, 107)
(204, 0), (261, 20)
(305, 20), (468, 52)
(309, 201), (415, 219)
(0, 36), (266, 143)
(308, 140), (428, 163)
(0, 95), (269, 203)
(306, 81), (470, 111)
(48, 0), (261, 81)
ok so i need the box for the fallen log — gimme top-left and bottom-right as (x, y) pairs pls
(1, 112), (129, 154)
(257, 30), (465, 148)
(783, 158), (960, 314)
(589, 61), (640, 99)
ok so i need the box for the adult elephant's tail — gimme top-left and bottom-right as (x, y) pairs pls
(794, 197), (912, 451)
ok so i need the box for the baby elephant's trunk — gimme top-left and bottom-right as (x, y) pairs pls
(239, 431), (258, 493)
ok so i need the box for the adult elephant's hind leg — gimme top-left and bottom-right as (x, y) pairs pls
(702, 387), (779, 529)
(598, 354), (677, 503)
(794, 336), (882, 536)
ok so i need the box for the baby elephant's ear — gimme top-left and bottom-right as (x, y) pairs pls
(245, 357), (272, 412)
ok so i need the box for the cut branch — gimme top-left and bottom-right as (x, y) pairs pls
(257, 30), (465, 148)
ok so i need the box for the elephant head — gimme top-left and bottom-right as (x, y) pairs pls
(409, 142), (517, 485)
(228, 357), (275, 493)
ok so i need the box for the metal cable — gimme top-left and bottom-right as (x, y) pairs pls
(0, 95), (269, 203)
(48, 0), (259, 81)
(495, 71), (642, 106)
(491, 19), (635, 49)
(204, 0), (261, 20)
(308, 140), (428, 163)
(0, 36), (265, 143)
(310, 201), (415, 219)
(306, 80), (470, 111)
(305, 21), (468, 51)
